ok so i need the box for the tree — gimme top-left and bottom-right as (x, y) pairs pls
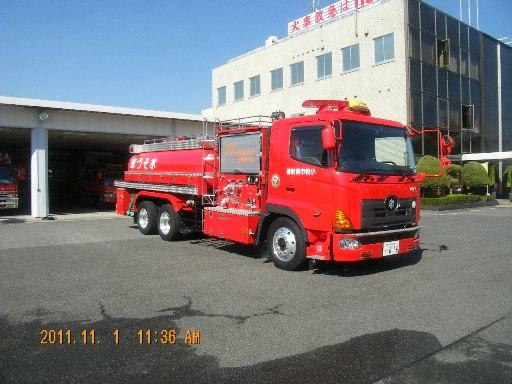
(461, 161), (490, 193)
(416, 156), (450, 194)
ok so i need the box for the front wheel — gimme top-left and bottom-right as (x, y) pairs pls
(157, 204), (181, 241)
(267, 217), (307, 271)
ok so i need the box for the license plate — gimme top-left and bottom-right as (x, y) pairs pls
(383, 241), (400, 256)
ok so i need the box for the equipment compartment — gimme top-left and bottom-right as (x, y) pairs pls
(203, 207), (260, 245)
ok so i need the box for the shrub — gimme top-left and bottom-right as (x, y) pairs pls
(421, 194), (494, 206)
(505, 165), (512, 189)
(446, 164), (462, 180)
(461, 161), (491, 191)
(416, 156), (450, 191)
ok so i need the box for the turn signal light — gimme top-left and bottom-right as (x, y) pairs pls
(334, 208), (353, 230)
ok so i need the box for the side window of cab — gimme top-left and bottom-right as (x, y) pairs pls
(289, 125), (331, 167)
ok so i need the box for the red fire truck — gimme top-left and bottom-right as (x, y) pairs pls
(115, 100), (452, 270)
(0, 153), (25, 210)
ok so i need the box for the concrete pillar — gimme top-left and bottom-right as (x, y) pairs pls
(30, 117), (49, 218)
(497, 44), (503, 185)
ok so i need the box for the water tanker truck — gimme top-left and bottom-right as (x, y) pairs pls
(115, 100), (453, 270)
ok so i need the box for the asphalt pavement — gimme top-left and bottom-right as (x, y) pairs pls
(0, 206), (511, 383)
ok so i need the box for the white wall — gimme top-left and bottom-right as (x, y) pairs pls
(212, 0), (407, 124)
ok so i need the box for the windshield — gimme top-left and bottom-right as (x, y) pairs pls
(0, 165), (15, 184)
(338, 121), (416, 175)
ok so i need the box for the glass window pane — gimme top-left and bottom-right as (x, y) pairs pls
(469, 28), (480, 53)
(421, 31), (435, 65)
(460, 50), (469, 77)
(437, 69), (448, 98)
(438, 98), (448, 128)
(250, 75), (260, 96)
(462, 131), (471, 153)
(234, 81), (244, 101)
(471, 133), (481, 153)
(424, 130), (438, 155)
(409, 27), (420, 60)
(449, 101), (460, 130)
(217, 86), (226, 106)
(420, 3), (435, 34)
(410, 59), (421, 91)
(473, 107), (481, 133)
(470, 79), (481, 106)
(470, 51), (479, 80)
(423, 94), (437, 126)
(448, 73), (460, 101)
(384, 33), (395, 60)
(460, 24), (468, 50)
(449, 44), (459, 73)
(436, 11), (446, 38)
(375, 36), (384, 63)
(291, 61), (304, 85)
(447, 16), (459, 47)
(325, 52), (332, 76)
(411, 91), (422, 124)
(461, 76), (470, 104)
(449, 130), (461, 155)
(408, 0), (420, 27)
(422, 63), (436, 95)
(352, 44), (360, 69)
(271, 68), (283, 91)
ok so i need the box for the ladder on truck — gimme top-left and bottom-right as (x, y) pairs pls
(201, 119), (217, 206)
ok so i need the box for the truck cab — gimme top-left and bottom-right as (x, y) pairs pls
(0, 153), (24, 210)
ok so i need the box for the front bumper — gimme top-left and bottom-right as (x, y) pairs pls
(0, 194), (19, 209)
(332, 227), (420, 262)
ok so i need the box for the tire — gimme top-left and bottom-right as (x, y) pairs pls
(267, 217), (307, 271)
(137, 201), (158, 235)
(157, 204), (181, 241)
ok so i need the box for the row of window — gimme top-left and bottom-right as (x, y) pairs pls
(408, 0), (480, 53)
(217, 33), (395, 106)
(410, 90), (480, 132)
(409, 26), (480, 80)
(411, 127), (482, 157)
(410, 59), (481, 106)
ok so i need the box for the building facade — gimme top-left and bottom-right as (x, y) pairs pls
(211, 0), (512, 166)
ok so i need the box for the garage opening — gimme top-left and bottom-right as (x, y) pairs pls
(0, 128), (31, 215)
(48, 131), (148, 214)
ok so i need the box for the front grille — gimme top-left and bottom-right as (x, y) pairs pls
(361, 198), (416, 230)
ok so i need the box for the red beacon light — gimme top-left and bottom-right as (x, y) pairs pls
(302, 99), (371, 116)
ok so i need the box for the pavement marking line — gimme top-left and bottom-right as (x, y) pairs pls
(372, 313), (511, 383)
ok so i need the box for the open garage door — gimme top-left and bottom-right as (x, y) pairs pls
(0, 128), (30, 215)
(47, 131), (148, 214)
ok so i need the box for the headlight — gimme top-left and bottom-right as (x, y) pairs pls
(339, 238), (361, 250)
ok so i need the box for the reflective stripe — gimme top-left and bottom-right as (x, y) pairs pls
(114, 181), (198, 195)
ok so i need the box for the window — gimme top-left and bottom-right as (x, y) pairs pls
(437, 39), (450, 68)
(460, 24), (469, 50)
(421, 32), (435, 65)
(342, 44), (360, 72)
(436, 11), (446, 38)
(408, 0), (419, 27)
(437, 69), (448, 98)
(290, 126), (330, 167)
(448, 72), (460, 101)
(410, 59), (421, 91)
(447, 16), (459, 47)
(317, 52), (332, 78)
(290, 61), (304, 85)
(234, 80), (244, 101)
(420, 3), (435, 33)
(423, 94), (437, 126)
(217, 86), (226, 106)
(469, 51), (479, 80)
(470, 79), (481, 106)
(271, 68), (283, 91)
(422, 63), (436, 95)
(449, 101), (460, 130)
(374, 33), (394, 63)
(461, 76), (470, 104)
(469, 28), (480, 53)
(438, 98), (448, 128)
(460, 50), (469, 77)
(461, 104), (474, 130)
(449, 44), (459, 73)
(409, 27), (420, 60)
(411, 91), (422, 124)
(249, 75), (261, 97)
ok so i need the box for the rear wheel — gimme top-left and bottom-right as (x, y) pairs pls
(267, 217), (306, 271)
(157, 204), (181, 241)
(137, 201), (157, 235)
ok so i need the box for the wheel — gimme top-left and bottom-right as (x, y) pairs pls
(267, 217), (307, 271)
(157, 204), (181, 241)
(137, 201), (158, 235)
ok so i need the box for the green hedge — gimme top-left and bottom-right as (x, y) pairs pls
(416, 155), (450, 190)
(421, 194), (494, 206)
(461, 161), (491, 190)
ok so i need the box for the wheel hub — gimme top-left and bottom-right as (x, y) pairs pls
(272, 227), (297, 261)
(159, 211), (171, 235)
(139, 208), (149, 229)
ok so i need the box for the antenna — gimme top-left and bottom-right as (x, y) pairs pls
(307, 0), (320, 12)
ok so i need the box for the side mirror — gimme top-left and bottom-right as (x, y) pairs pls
(322, 126), (336, 150)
